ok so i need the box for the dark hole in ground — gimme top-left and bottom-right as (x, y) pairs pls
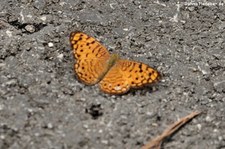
(85, 104), (103, 119)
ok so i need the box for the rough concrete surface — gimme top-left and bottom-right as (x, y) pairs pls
(0, 0), (225, 149)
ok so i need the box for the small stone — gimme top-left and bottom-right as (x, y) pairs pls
(0, 63), (6, 68)
(40, 15), (47, 22)
(152, 123), (158, 127)
(6, 30), (13, 37)
(34, 133), (40, 137)
(101, 140), (108, 144)
(98, 129), (103, 133)
(5, 79), (17, 86)
(0, 135), (5, 139)
(214, 80), (225, 93)
(25, 25), (35, 33)
(197, 124), (202, 130)
(57, 53), (63, 59)
(0, 104), (3, 110)
(47, 123), (53, 129)
(34, 0), (46, 9)
(188, 6), (195, 11)
(218, 136), (223, 141)
(205, 116), (212, 122)
(197, 62), (210, 75)
(48, 42), (54, 47)
(80, 98), (86, 101)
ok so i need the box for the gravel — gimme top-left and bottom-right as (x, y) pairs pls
(0, 1), (225, 149)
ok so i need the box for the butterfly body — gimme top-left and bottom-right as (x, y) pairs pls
(70, 31), (160, 94)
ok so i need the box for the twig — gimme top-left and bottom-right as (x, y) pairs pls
(141, 111), (202, 149)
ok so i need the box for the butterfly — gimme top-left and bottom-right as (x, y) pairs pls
(70, 31), (160, 95)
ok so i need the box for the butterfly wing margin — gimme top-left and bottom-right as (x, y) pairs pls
(70, 32), (111, 85)
(99, 59), (160, 94)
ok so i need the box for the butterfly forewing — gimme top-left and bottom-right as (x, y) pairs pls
(70, 32), (111, 85)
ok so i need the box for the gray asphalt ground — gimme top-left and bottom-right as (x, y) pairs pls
(1, 0), (225, 149)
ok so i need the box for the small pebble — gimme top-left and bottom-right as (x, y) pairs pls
(25, 25), (36, 33)
(40, 15), (47, 22)
(57, 53), (63, 59)
(197, 124), (202, 130)
(48, 42), (54, 47)
(6, 30), (12, 37)
(47, 123), (53, 129)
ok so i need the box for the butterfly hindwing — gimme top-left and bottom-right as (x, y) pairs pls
(99, 59), (160, 94)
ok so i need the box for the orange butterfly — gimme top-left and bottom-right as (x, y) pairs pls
(70, 31), (160, 95)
